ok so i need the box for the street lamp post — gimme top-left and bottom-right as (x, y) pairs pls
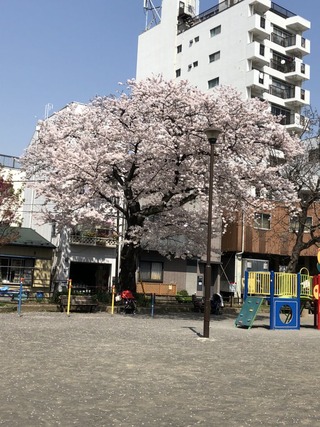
(203, 128), (221, 338)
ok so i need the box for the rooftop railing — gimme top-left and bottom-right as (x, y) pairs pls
(177, 0), (244, 34)
(178, 1), (297, 35)
(0, 154), (21, 169)
(270, 2), (296, 19)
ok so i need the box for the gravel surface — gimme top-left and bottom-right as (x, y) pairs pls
(0, 311), (319, 426)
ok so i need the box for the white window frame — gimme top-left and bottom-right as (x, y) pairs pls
(208, 77), (219, 89)
(210, 25), (221, 37)
(254, 213), (271, 230)
(209, 51), (220, 63)
(139, 261), (163, 282)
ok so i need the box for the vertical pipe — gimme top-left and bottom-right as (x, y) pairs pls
(151, 293), (155, 317)
(67, 279), (72, 317)
(17, 278), (23, 317)
(270, 271), (275, 329)
(111, 285), (115, 315)
(244, 270), (249, 301)
(297, 272), (301, 299)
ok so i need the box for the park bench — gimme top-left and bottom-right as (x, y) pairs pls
(59, 295), (98, 313)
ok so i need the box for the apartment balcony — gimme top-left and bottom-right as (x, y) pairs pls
(264, 85), (310, 108)
(284, 113), (307, 134)
(285, 35), (310, 57)
(70, 233), (117, 248)
(263, 91), (285, 108)
(284, 87), (310, 107)
(270, 2), (310, 31)
(285, 61), (310, 83)
(246, 69), (270, 94)
(286, 15), (310, 33)
(249, 0), (270, 15)
(247, 42), (270, 67)
(270, 33), (310, 57)
(248, 14), (271, 39)
(269, 59), (310, 83)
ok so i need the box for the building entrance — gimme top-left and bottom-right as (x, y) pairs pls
(69, 262), (111, 293)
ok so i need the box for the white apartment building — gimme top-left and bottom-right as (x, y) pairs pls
(137, 0), (310, 134)
(136, 0), (311, 296)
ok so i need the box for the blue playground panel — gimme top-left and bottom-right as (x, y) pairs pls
(270, 298), (300, 330)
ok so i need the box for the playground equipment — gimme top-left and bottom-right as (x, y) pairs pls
(235, 268), (318, 330)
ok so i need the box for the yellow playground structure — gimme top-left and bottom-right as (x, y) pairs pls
(236, 268), (316, 330)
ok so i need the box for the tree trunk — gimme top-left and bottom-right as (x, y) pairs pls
(118, 241), (140, 293)
(286, 244), (302, 273)
(286, 206), (308, 273)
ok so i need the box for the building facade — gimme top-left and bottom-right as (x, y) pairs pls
(136, 0), (312, 297)
(0, 155), (54, 295)
(138, 0), (310, 138)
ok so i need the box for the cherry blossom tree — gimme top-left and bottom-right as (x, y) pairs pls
(0, 173), (22, 245)
(22, 77), (302, 291)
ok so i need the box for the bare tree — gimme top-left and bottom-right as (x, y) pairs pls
(284, 127), (320, 272)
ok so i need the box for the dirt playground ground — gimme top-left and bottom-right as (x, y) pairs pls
(0, 310), (319, 426)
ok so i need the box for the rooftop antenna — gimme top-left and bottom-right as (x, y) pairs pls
(143, 0), (162, 31)
(44, 103), (53, 119)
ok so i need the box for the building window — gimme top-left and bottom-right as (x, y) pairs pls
(258, 72), (264, 84)
(208, 77), (219, 89)
(289, 216), (312, 233)
(209, 51), (220, 63)
(194, 36), (199, 42)
(271, 26), (292, 47)
(271, 104), (292, 125)
(177, 44), (182, 53)
(193, 61), (198, 67)
(0, 257), (34, 285)
(254, 213), (271, 230)
(271, 52), (294, 73)
(176, 69), (181, 78)
(139, 261), (163, 282)
(210, 25), (221, 37)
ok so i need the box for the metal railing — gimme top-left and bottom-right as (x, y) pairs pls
(271, 33), (306, 50)
(271, 2), (296, 19)
(69, 234), (117, 247)
(270, 58), (295, 73)
(269, 84), (294, 99)
(177, 0), (244, 34)
(246, 271), (313, 298)
(0, 154), (21, 169)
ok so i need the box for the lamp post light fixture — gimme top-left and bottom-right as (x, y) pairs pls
(203, 127), (221, 338)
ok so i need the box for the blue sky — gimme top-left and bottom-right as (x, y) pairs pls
(0, 0), (318, 157)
